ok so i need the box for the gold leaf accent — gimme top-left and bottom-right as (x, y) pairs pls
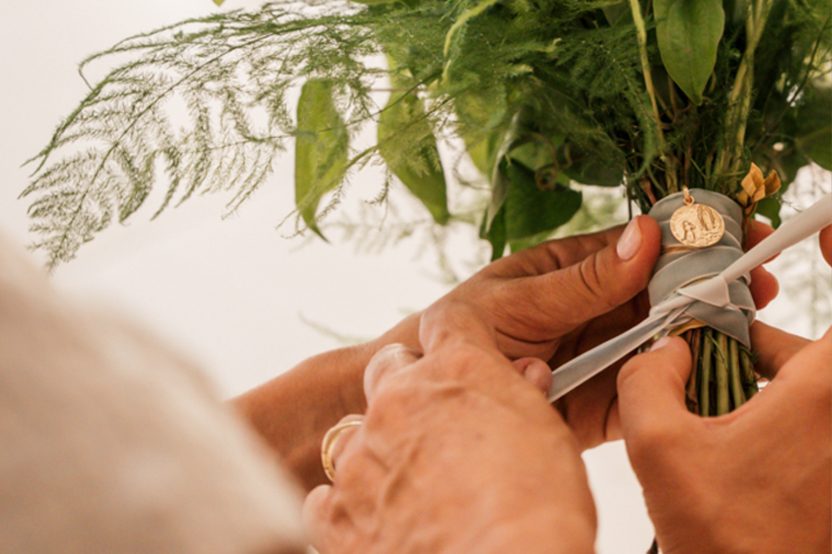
(737, 163), (781, 216)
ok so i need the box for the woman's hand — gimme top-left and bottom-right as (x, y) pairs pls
(303, 306), (596, 554)
(617, 328), (831, 553)
(614, 225), (831, 553)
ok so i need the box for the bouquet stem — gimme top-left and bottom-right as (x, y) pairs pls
(684, 328), (757, 417)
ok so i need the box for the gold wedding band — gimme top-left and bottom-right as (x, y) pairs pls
(321, 418), (363, 482)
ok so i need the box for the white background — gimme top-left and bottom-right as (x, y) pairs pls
(1, 2), (829, 552)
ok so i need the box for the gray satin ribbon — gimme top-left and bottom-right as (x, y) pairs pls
(648, 189), (755, 347)
(547, 192), (832, 403)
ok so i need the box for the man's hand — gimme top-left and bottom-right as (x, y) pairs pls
(405, 217), (778, 449)
(236, 217), (779, 488)
(303, 306), (596, 554)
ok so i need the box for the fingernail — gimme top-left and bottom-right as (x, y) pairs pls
(521, 359), (553, 395)
(616, 218), (642, 261)
(521, 358), (547, 377)
(650, 337), (672, 352)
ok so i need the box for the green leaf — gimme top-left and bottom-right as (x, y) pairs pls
(464, 133), (497, 176)
(509, 229), (557, 254)
(558, 142), (624, 186)
(756, 197), (782, 228)
(482, 111), (530, 232)
(378, 91), (450, 224)
(443, 0), (501, 59)
(480, 206), (507, 261)
(502, 162), (582, 240)
(795, 86), (832, 170)
(603, 2), (632, 26)
(655, 0), (725, 105)
(295, 79), (349, 238)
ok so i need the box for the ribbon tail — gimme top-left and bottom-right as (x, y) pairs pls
(721, 193), (832, 284)
(547, 308), (688, 402)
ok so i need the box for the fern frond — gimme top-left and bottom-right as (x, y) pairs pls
(24, 2), (381, 267)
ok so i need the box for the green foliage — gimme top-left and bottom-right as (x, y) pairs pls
(21, 0), (832, 266)
(655, 0), (725, 105)
(378, 88), (449, 224)
(501, 162), (582, 240)
(295, 79), (349, 239)
(794, 85), (832, 170)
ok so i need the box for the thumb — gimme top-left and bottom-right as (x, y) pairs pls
(617, 337), (697, 449)
(528, 216), (661, 334)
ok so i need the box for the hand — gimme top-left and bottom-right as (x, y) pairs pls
(303, 306), (596, 554)
(617, 325), (831, 553)
(404, 217), (778, 449)
(236, 217), (778, 488)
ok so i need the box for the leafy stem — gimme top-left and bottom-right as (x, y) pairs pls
(716, 0), (773, 181)
(628, 0), (675, 191)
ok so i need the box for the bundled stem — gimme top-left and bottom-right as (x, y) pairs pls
(684, 328), (758, 417)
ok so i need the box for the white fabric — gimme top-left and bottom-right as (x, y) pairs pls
(548, 193), (832, 402)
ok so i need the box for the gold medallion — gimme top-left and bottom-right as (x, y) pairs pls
(669, 188), (725, 248)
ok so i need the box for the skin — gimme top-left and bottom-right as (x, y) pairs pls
(300, 226), (826, 552)
(617, 227), (832, 553)
(618, 331), (831, 553)
(821, 225), (832, 267)
(235, 217), (779, 489)
(302, 305), (596, 554)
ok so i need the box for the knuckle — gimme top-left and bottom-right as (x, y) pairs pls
(628, 419), (681, 454)
(563, 255), (619, 316)
(578, 255), (606, 302)
(369, 343), (411, 367)
(433, 343), (485, 381)
(365, 385), (413, 428)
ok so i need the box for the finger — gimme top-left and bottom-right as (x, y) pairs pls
(419, 300), (499, 353)
(745, 219), (779, 263)
(750, 321), (810, 379)
(364, 343), (420, 403)
(821, 225), (832, 267)
(749, 266), (779, 309)
(747, 327), (832, 423)
(512, 357), (553, 394)
(302, 484), (338, 550)
(520, 216), (661, 334)
(489, 222), (628, 278)
(617, 337), (697, 448)
(326, 414), (364, 476)
(774, 326), (832, 382)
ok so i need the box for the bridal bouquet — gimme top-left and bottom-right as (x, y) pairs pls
(23, 1), (830, 424)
